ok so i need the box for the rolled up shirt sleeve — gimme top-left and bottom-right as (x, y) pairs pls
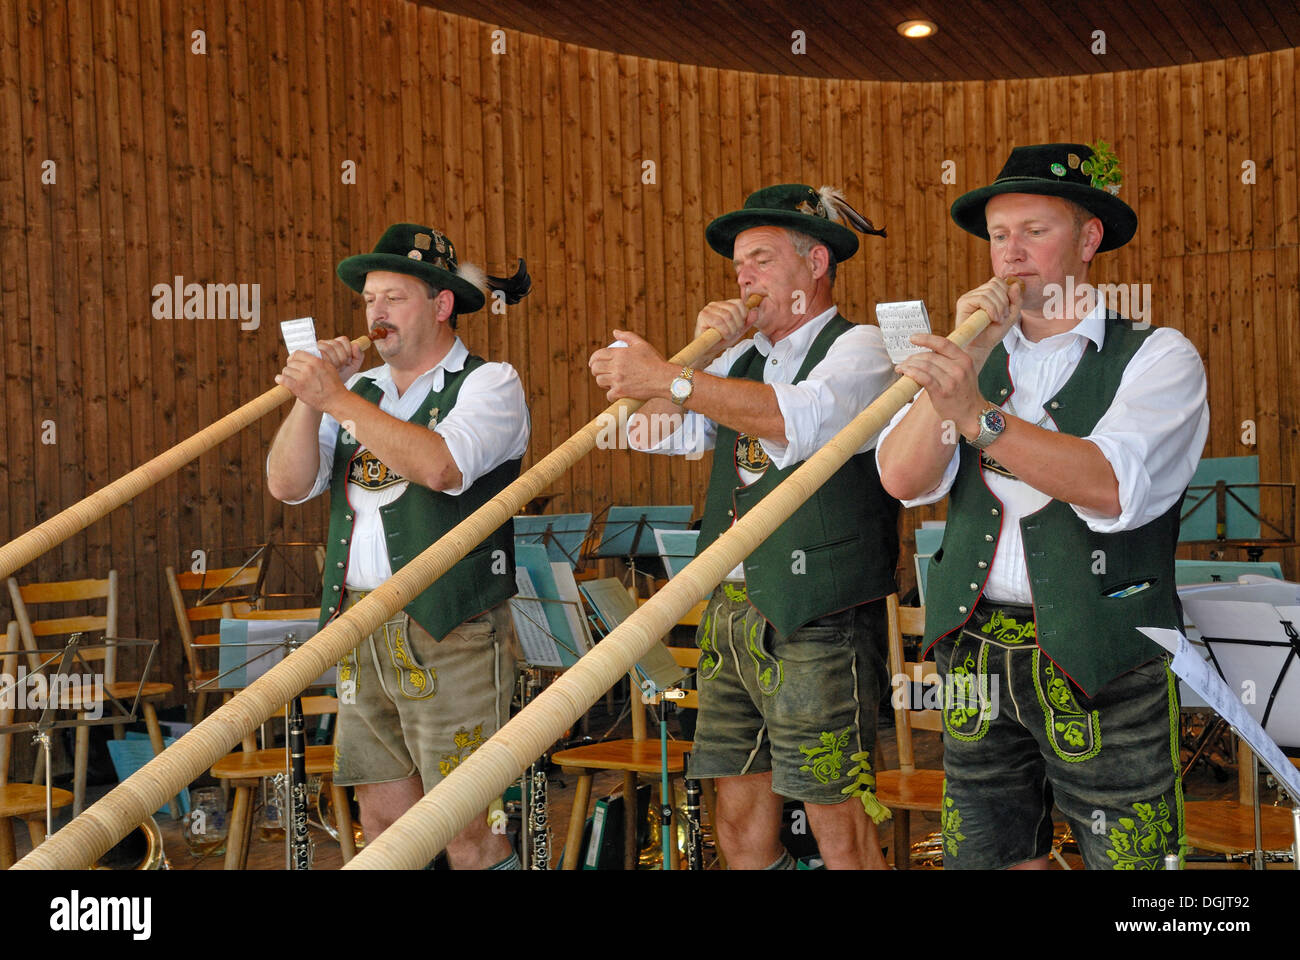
(434, 361), (531, 496)
(624, 343), (736, 456)
(271, 398), (344, 507)
(1072, 328), (1209, 532)
(874, 399), (960, 507)
(764, 324), (899, 468)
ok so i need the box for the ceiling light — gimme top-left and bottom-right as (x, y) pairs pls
(897, 20), (937, 39)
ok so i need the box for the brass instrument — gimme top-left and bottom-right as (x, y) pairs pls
(91, 817), (167, 870)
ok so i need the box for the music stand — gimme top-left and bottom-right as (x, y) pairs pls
(1172, 582), (1300, 868)
(1180, 456), (1296, 560)
(513, 513), (593, 570)
(211, 617), (335, 869)
(0, 632), (157, 838)
(591, 505), (694, 590)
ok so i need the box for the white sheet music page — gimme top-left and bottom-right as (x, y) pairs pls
(1140, 626), (1300, 800)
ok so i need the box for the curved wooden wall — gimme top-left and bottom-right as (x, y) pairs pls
(0, 0), (1296, 692)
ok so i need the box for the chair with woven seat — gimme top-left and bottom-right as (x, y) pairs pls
(165, 562), (262, 721)
(7, 571), (178, 818)
(209, 606), (354, 868)
(1, 621), (75, 868)
(552, 645), (719, 869)
(874, 594), (946, 869)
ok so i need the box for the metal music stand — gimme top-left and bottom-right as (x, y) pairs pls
(591, 505), (694, 591)
(206, 617), (335, 869)
(513, 513), (593, 571)
(1179, 456), (1296, 561)
(0, 632), (156, 839)
(1177, 585), (1300, 868)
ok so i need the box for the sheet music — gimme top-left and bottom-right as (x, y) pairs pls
(510, 569), (563, 668)
(280, 317), (321, 358)
(1140, 627), (1300, 800)
(550, 562), (592, 656)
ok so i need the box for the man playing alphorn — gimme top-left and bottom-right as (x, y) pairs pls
(267, 222), (530, 869)
(877, 143), (1209, 869)
(590, 185), (900, 869)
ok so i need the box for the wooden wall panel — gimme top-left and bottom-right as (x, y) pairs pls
(0, 1), (1296, 699)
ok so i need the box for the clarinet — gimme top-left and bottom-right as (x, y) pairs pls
(287, 691), (313, 870)
(529, 758), (550, 870)
(526, 672), (551, 869)
(683, 751), (703, 870)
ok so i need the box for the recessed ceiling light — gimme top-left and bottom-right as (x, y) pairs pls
(898, 19), (937, 39)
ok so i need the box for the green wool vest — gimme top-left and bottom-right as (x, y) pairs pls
(923, 316), (1184, 695)
(318, 356), (520, 642)
(697, 314), (900, 638)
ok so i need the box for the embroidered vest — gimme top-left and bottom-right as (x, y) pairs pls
(318, 356), (520, 641)
(923, 316), (1184, 695)
(697, 314), (900, 638)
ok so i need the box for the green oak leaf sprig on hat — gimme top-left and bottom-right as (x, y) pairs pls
(705, 184), (886, 261)
(337, 222), (531, 314)
(1080, 138), (1123, 195)
(949, 141), (1137, 252)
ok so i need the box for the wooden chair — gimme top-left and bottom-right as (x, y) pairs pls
(164, 562), (262, 721)
(6, 572), (177, 818)
(1, 621), (75, 868)
(552, 646), (720, 869)
(209, 606), (353, 868)
(874, 594), (946, 869)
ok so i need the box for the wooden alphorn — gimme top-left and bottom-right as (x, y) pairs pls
(338, 300), (1008, 869)
(11, 298), (762, 869)
(0, 333), (380, 582)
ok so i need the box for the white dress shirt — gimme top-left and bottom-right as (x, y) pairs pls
(631, 305), (898, 578)
(276, 338), (530, 590)
(876, 303), (1209, 603)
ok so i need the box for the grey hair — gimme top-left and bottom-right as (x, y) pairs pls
(784, 229), (837, 285)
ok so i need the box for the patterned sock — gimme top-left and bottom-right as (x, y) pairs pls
(763, 849), (796, 870)
(488, 850), (521, 870)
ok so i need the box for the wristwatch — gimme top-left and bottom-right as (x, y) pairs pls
(967, 404), (1006, 450)
(669, 366), (695, 406)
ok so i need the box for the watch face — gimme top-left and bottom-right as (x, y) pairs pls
(983, 409), (1006, 433)
(670, 377), (691, 401)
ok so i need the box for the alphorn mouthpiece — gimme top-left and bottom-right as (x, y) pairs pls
(744, 293), (764, 310)
(368, 326), (391, 340)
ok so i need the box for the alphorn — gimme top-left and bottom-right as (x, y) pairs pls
(338, 301), (1007, 869)
(11, 297), (761, 869)
(0, 333), (382, 582)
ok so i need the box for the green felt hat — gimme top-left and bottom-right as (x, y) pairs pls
(337, 222), (486, 314)
(950, 141), (1136, 252)
(705, 183), (885, 261)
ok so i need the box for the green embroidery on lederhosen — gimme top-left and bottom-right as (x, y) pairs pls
(383, 618), (437, 700)
(799, 726), (851, 784)
(439, 724), (486, 776)
(841, 750), (891, 824)
(979, 610), (1036, 644)
(722, 581), (747, 604)
(943, 637), (992, 741)
(696, 606), (723, 681)
(745, 615), (783, 695)
(1104, 798), (1176, 870)
(939, 780), (966, 858)
(1032, 650), (1101, 761)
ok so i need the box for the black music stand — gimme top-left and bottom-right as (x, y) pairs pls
(0, 632), (157, 839)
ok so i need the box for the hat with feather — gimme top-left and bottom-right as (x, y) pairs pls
(705, 184), (886, 261)
(337, 222), (531, 314)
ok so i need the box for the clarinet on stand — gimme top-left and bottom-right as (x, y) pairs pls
(525, 672), (551, 869)
(284, 632), (313, 870)
(683, 751), (703, 870)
